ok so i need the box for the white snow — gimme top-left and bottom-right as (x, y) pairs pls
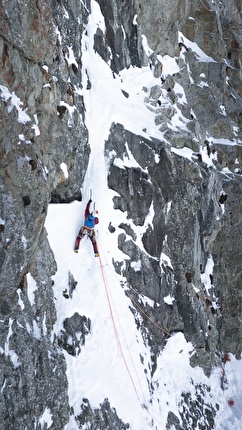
(42, 313), (48, 337)
(211, 137), (242, 146)
(21, 235), (28, 250)
(54, 26), (62, 45)
(131, 260), (142, 272)
(201, 255), (220, 310)
(5, 318), (13, 356)
(8, 350), (21, 368)
(163, 294), (174, 305)
(65, 46), (78, 68)
(0, 85), (31, 124)
(60, 162), (69, 179)
(201, 254), (214, 295)
(171, 146), (195, 161)
(32, 114), (40, 136)
(1, 379), (7, 393)
(3, 318), (22, 368)
(32, 319), (41, 339)
(38, 407), (53, 429)
(44, 1), (242, 429)
(160, 252), (173, 270)
(178, 31), (217, 63)
(133, 14), (138, 26)
(157, 53), (180, 77)
(59, 100), (76, 117)
(42, 65), (49, 73)
(18, 134), (25, 141)
(26, 273), (38, 306)
(17, 288), (25, 311)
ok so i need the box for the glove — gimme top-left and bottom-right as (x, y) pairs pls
(88, 199), (92, 203)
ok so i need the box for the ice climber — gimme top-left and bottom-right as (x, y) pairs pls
(74, 199), (99, 256)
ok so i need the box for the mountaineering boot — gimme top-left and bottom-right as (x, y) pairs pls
(74, 236), (81, 253)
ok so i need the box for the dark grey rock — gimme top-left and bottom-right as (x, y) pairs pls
(178, 384), (217, 429)
(96, 0), (145, 73)
(76, 398), (130, 429)
(57, 313), (91, 357)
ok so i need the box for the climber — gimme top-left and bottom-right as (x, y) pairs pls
(74, 199), (99, 256)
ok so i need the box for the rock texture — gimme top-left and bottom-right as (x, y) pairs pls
(57, 312), (91, 356)
(0, 0), (242, 428)
(0, 0), (90, 428)
(76, 398), (130, 430)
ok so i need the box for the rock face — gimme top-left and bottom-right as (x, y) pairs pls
(0, 0), (242, 429)
(76, 398), (130, 429)
(105, 122), (242, 374)
(0, 0), (90, 428)
(57, 312), (91, 356)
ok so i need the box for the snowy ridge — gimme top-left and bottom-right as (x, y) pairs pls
(43, 1), (242, 429)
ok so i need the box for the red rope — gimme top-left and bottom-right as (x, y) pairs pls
(98, 257), (121, 354)
(98, 249), (142, 404)
(107, 279), (147, 405)
(96, 240), (241, 429)
(126, 290), (171, 337)
(97, 241), (173, 428)
(97, 241), (171, 337)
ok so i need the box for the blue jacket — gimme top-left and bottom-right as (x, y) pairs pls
(83, 200), (99, 229)
(84, 213), (96, 229)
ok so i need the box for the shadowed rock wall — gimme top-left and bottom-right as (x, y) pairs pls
(0, 0), (90, 427)
(103, 0), (242, 375)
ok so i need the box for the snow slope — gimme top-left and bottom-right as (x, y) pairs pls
(44, 1), (242, 429)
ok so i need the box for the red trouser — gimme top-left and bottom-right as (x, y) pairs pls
(74, 227), (98, 253)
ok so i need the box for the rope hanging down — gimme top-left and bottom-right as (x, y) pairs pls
(95, 239), (236, 430)
(96, 240), (169, 429)
(97, 240), (171, 338)
(97, 246), (143, 404)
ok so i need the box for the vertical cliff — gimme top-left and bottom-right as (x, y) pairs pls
(0, 0), (90, 428)
(102, 0), (242, 371)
